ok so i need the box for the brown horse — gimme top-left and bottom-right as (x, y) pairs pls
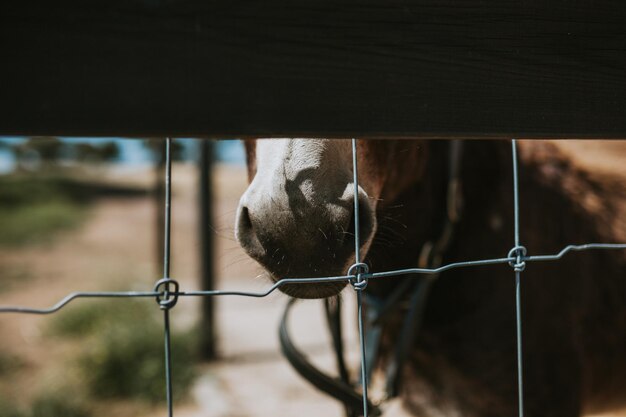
(235, 139), (626, 417)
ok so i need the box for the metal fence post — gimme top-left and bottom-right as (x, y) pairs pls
(199, 139), (217, 360)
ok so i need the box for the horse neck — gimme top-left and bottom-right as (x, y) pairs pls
(403, 141), (626, 414)
(366, 140), (508, 295)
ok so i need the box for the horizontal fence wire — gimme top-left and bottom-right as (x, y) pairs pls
(0, 139), (625, 417)
(1, 244), (624, 314)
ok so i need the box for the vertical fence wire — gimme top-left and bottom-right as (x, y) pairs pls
(352, 139), (362, 268)
(351, 138), (370, 417)
(162, 137), (174, 417)
(511, 139), (525, 417)
(512, 139), (521, 248)
(515, 270), (523, 417)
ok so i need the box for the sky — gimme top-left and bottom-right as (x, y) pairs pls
(0, 137), (246, 173)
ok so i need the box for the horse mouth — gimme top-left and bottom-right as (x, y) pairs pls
(269, 274), (347, 299)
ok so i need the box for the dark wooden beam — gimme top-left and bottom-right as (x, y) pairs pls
(1, 0), (625, 139)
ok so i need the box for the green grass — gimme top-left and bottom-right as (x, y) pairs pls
(0, 174), (88, 247)
(0, 394), (24, 417)
(0, 173), (146, 208)
(48, 299), (197, 404)
(0, 351), (24, 375)
(0, 392), (90, 417)
(29, 393), (90, 417)
(0, 172), (147, 247)
(0, 201), (87, 246)
(80, 319), (197, 403)
(47, 299), (153, 338)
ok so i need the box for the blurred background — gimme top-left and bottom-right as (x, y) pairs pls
(0, 138), (624, 417)
(0, 137), (360, 417)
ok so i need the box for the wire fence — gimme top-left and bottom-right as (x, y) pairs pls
(1, 138), (625, 417)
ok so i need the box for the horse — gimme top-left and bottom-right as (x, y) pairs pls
(235, 139), (626, 417)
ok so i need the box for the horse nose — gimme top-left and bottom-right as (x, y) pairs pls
(235, 186), (376, 278)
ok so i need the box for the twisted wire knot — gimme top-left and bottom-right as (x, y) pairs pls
(154, 278), (180, 310)
(348, 263), (370, 291)
(507, 246), (527, 272)
(351, 279), (369, 291)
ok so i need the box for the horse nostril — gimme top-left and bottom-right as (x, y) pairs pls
(236, 205), (265, 258)
(358, 198), (375, 241)
(345, 197), (375, 248)
(239, 206), (252, 233)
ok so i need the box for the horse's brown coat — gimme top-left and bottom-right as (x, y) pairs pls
(240, 140), (626, 417)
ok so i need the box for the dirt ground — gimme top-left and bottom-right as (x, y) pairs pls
(0, 140), (625, 417)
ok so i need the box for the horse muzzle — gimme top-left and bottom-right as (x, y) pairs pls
(235, 186), (376, 299)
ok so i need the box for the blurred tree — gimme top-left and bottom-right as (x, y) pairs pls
(74, 144), (97, 162)
(25, 137), (64, 162)
(11, 137), (63, 170)
(73, 142), (120, 163)
(99, 142), (120, 161)
(142, 139), (184, 162)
